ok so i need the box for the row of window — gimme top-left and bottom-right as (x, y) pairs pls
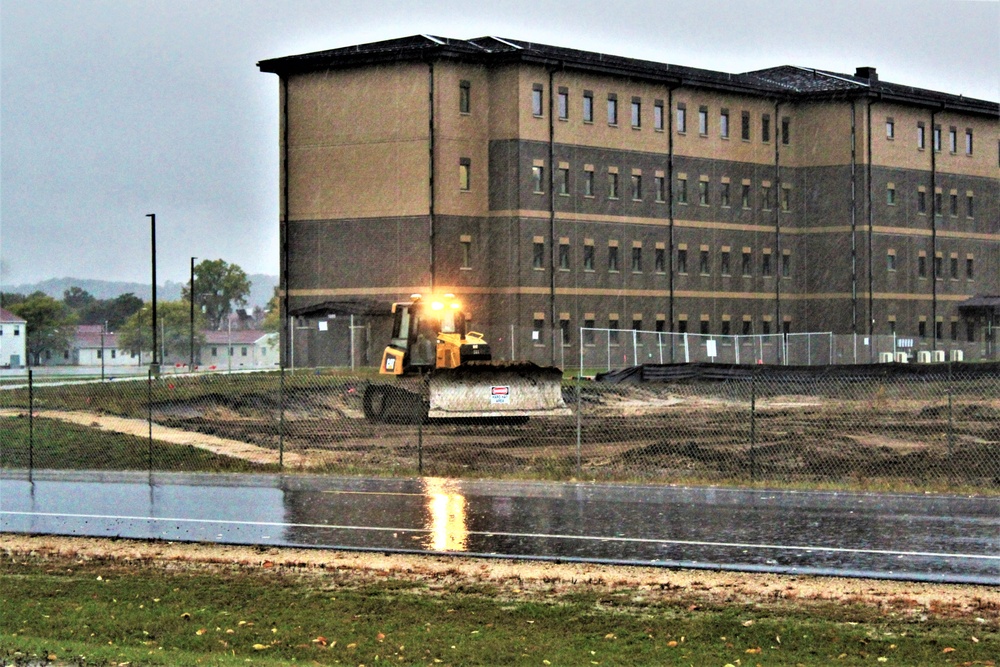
(526, 163), (794, 211)
(889, 118), (976, 156)
(531, 316), (981, 345)
(0, 325), (21, 335)
(886, 185), (976, 218)
(525, 82), (791, 144)
(901, 253), (976, 280)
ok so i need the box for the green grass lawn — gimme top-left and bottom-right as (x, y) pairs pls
(0, 548), (995, 666)
(0, 417), (276, 472)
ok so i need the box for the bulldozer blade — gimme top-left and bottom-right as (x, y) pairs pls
(428, 363), (572, 418)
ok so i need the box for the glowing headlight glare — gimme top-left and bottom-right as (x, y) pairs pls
(431, 301), (444, 311)
(450, 302), (460, 309)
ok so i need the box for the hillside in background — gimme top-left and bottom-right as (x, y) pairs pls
(3, 275), (278, 310)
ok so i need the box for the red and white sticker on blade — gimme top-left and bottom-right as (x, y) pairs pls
(491, 386), (510, 403)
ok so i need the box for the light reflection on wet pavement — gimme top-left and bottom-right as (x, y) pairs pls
(1, 471), (997, 584)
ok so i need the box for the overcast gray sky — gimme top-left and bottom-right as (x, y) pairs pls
(2, 0), (997, 288)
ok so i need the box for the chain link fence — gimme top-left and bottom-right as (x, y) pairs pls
(2, 352), (998, 491)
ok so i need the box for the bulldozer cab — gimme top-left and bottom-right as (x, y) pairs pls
(388, 297), (466, 370)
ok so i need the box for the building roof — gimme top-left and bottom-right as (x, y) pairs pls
(72, 325), (120, 349)
(202, 330), (273, 345)
(258, 35), (998, 117)
(0, 308), (27, 324)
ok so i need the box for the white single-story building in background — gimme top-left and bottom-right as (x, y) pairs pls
(37, 324), (140, 367)
(0, 308), (27, 368)
(197, 331), (278, 371)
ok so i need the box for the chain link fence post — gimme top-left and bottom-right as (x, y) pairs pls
(749, 368), (756, 483)
(28, 369), (34, 473)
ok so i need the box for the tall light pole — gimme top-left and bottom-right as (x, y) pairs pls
(190, 256), (197, 371)
(147, 213), (158, 375)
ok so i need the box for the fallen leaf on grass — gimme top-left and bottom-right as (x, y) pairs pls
(667, 641), (678, 648)
(942, 647), (955, 653)
(195, 628), (207, 636)
(312, 636), (328, 647)
(742, 620), (755, 627)
(746, 647), (762, 654)
(252, 644), (268, 651)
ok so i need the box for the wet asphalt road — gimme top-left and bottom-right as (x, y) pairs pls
(1, 471), (996, 584)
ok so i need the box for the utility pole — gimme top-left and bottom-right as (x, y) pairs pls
(190, 256), (197, 371)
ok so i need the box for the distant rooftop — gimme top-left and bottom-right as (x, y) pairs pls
(258, 35), (998, 117)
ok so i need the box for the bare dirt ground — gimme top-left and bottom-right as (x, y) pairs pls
(3, 533), (998, 624)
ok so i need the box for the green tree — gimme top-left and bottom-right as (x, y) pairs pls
(80, 293), (144, 330)
(8, 292), (76, 366)
(63, 286), (96, 312)
(118, 301), (206, 362)
(261, 287), (281, 334)
(1, 292), (27, 310)
(182, 259), (251, 331)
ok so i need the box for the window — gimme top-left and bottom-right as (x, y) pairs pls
(654, 175), (665, 202)
(933, 125), (941, 151)
(742, 250), (752, 276)
(699, 320), (710, 336)
(918, 255), (927, 278)
(950, 256), (958, 279)
(698, 180), (709, 205)
(934, 255), (942, 279)
(532, 84), (544, 116)
(720, 109), (729, 138)
(532, 241), (545, 269)
(583, 91), (594, 123)
(934, 191), (942, 216)
(917, 122), (926, 149)
(532, 165), (544, 193)
(949, 127), (957, 153)
(761, 185), (773, 210)
(741, 111), (750, 140)
(762, 253), (772, 277)
(761, 320), (771, 335)
(918, 190), (926, 213)
(967, 257), (974, 279)
(720, 250), (730, 275)
(608, 245), (619, 272)
(886, 184), (896, 205)
(780, 186), (790, 212)
(608, 171), (619, 199)
(583, 244), (595, 271)
(677, 177), (688, 204)
(886, 118), (894, 139)
(676, 103), (687, 133)
(97, 349), (103, 359)
(211, 347), (218, 356)
(459, 80), (470, 114)
(655, 247), (665, 273)
(782, 320), (791, 336)
(720, 181), (730, 207)
(654, 101), (664, 130)
(677, 248), (688, 274)
(887, 252), (896, 272)
(557, 88), (568, 120)
(951, 320), (959, 341)
(967, 322), (976, 342)
(584, 319), (595, 345)
(110, 349), (116, 359)
(965, 129), (973, 155)
(698, 106), (708, 135)
(560, 318), (571, 345)
(632, 318), (643, 335)
(241, 347), (248, 357)
(609, 317), (620, 345)
(699, 249), (710, 274)
(781, 117), (790, 144)
(631, 174), (642, 200)
(632, 246), (642, 272)
(459, 158), (471, 191)
(918, 320), (927, 338)
(655, 319), (665, 334)
(741, 319), (751, 335)
(559, 241), (570, 270)
(631, 98), (641, 128)
(607, 94), (618, 125)
(461, 239), (471, 268)
(678, 319), (688, 334)
(949, 193), (958, 217)
(741, 183), (751, 209)
(781, 252), (791, 278)
(558, 167), (569, 195)
(762, 114), (771, 142)
(583, 169), (594, 196)
(967, 194), (974, 218)
(721, 320), (731, 336)
(936, 321), (943, 340)
(533, 317), (545, 344)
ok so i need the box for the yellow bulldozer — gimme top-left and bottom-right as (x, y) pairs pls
(362, 294), (570, 421)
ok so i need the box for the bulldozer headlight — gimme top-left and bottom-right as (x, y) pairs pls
(431, 301), (444, 311)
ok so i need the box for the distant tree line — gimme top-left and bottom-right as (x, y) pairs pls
(1, 259), (258, 366)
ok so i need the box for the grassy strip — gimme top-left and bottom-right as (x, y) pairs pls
(0, 549), (996, 666)
(0, 417), (276, 472)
